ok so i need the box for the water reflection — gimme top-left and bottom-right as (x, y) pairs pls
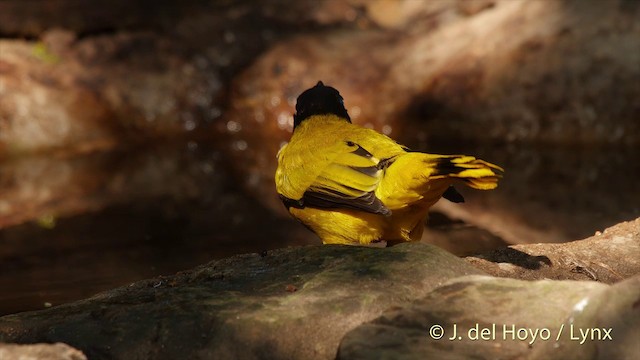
(0, 141), (313, 315)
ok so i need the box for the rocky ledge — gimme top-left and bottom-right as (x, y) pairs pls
(1, 218), (638, 359)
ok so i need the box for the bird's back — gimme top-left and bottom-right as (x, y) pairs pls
(275, 82), (501, 245)
(276, 115), (405, 202)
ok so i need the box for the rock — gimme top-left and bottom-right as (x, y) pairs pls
(404, 0), (640, 146)
(0, 342), (86, 360)
(532, 275), (640, 360)
(0, 243), (483, 360)
(0, 0), (364, 38)
(0, 33), (221, 155)
(338, 274), (640, 359)
(465, 218), (640, 283)
(0, 0), (369, 157)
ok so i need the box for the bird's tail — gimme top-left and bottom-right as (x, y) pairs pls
(375, 152), (502, 210)
(427, 155), (503, 190)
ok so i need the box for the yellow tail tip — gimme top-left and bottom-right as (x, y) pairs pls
(454, 158), (503, 190)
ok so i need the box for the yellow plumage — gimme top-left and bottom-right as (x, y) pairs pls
(275, 82), (502, 246)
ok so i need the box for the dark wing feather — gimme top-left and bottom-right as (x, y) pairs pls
(302, 188), (391, 216)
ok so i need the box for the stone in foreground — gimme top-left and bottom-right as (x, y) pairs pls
(338, 275), (640, 360)
(0, 243), (482, 360)
(0, 342), (86, 360)
(466, 218), (640, 283)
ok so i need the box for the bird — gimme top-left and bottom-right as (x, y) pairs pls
(275, 81), (502, 246)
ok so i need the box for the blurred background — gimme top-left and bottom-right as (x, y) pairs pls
(0, 0), (638, 315)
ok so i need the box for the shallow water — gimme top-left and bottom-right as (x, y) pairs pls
(0, 141), (312, 315)
(0, 140), (638, 315)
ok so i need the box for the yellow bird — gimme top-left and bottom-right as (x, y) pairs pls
(275, 82), (502, 246)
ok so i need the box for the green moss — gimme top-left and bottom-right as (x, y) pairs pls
(32, 42), (60, 64)
(36, 214), (57, 229)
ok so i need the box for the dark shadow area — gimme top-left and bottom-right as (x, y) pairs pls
(471, 248), (552, 270)
(423, 211), (510, 257)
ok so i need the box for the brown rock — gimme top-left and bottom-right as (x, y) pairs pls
(466, 218), (640, 283)
(338, 274), (640, 359)
(0, 342), (86, 360)
(0, 0), (370, 157)
(0, 243), (483, 360)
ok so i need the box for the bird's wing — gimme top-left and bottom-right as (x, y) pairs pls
(306, 141), (391, 215)
(280, 140), (391, 216)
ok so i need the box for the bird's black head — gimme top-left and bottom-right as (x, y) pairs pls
(293, 81), (351, 129)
